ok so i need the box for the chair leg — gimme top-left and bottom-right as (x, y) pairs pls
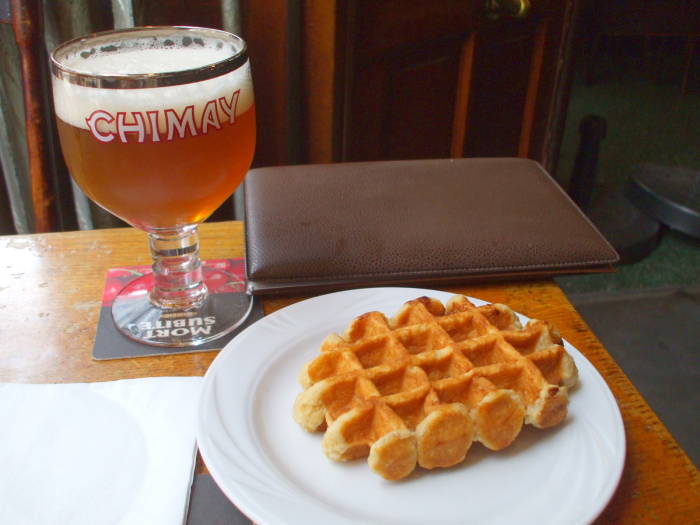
(11, 0), (58, 232)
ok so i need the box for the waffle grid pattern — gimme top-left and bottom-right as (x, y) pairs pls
(293, 295), (578, 480)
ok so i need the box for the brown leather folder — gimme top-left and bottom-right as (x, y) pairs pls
(243, 158), (619, 295)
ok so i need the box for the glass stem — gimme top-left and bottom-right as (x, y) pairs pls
(148, 225), (207, 310)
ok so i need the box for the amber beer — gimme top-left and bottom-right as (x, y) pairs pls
(52, 46), (256, 230)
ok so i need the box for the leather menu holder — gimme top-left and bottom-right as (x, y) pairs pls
(243, 158), (619, 295)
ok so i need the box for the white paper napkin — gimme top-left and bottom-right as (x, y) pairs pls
(0, 377), (203, 525)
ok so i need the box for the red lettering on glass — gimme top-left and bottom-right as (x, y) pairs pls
(86, 91), (243, 143)
(201, 100), (222, 134)
(165, 105), (198, 141)
(117, 112), (146, 143)
(146, 110), (161, 142)
(85, 110), (115, 143)
(218, 90), (240, 124)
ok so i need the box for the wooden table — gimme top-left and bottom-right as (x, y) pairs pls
(1, 221), (698, 523)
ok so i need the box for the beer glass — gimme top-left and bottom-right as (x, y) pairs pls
(50, 27), (256, 347)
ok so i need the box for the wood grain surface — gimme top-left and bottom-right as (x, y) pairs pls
(0, 221), (698, 523)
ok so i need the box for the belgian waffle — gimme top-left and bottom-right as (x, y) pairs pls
(293, 295), (578, 480)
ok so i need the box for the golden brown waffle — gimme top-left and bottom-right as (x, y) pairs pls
(293, 295), (578, 480)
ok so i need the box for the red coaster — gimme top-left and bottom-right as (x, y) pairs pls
(93, 258), (262, 360)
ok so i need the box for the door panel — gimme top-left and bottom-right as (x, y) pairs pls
(302, 0), (576, 170)
(462, 21), (541, 158)
(347, 40), (463, 160)
(350, 0), (475, 61)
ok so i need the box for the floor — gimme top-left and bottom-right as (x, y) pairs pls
(566, 287), (700, 467)
(554, 36), (699, 467)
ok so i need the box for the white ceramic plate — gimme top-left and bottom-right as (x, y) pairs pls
(197, 287), (625, 525)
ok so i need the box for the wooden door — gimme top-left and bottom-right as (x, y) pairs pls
(302, 0), (577, 172)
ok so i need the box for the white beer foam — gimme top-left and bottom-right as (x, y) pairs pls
(53, 49), (254, 131)
(61, 46), (232, 75)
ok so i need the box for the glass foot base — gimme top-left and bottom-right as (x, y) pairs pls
(111, 269), (252, 347)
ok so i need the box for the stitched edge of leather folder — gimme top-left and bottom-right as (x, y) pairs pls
(246, 265), (615, 295)
(246, 257), (618, 283)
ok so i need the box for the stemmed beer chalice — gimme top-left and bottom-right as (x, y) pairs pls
(50, 27), (256, 347)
